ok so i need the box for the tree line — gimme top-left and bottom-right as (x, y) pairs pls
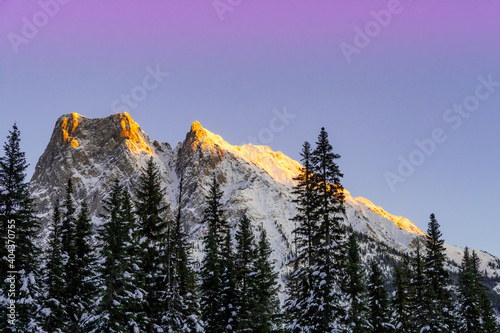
(0, 123), (498, 332)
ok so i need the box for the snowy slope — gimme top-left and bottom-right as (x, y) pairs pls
(30, 113), (500, 280)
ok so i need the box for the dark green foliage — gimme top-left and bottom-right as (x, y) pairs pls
(69, 201), (98, 331)
(95, 180), (145, 332)
(0, 124), (42, 332)
(253, 228), (281, 332)
(367, 262), (391, 333)
(134, 157), (169, 331)
(458, 248), (500, 332)
(200, 174), (232, 332)
(344, 234), (371, 332)
(234, 214), (257, 331)
(286, 128), (347, 332)
(424, 213), (457, 331)
(390, 258), (412, 332)
(40, 201), (67, 332)
(409, 245), (431, 332)
(285, 141), (319, 332)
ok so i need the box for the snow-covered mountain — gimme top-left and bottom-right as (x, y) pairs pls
(30, 112), (500, 279)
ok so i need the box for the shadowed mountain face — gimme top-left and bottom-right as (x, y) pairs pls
(30, 112), (500, 278)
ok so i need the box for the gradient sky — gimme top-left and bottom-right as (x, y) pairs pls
(1, 0), (499, 256)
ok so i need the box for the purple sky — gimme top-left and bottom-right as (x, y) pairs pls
(1, 0), (500, 256)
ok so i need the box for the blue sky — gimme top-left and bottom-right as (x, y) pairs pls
(1, 0), (499, 256)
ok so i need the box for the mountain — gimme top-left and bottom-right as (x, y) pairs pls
(30, 112), (500, 282)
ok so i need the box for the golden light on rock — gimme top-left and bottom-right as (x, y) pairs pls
(118, 112), (154, 156)
(61, 112), (80, 148)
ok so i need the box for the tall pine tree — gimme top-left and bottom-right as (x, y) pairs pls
(134, 157), (169, 331)
(343, 234), (371, 332)
(200, 174), (233, 332)
(234, 213), (257, 332)
(285, 141), (320, 332)
(424, 213), (457, 331)
(253, 228), (281, 332)
(95, 180), (145, 332)
(367, 261), (391, 333)
(0, 124), (42, 332)
(309, 127), (347, 331)
(390, 257), (412, 332)
(40, 201), (67, 333)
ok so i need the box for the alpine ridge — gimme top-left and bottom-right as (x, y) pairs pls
(30, 112), (500, 281)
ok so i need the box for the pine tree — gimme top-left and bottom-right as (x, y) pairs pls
(344, 234), (371, 332)
(424, 213), (457, 331)
(0, 124), (42, 332)
(367, 262), (391, 333)
(172, 177), (202, 332)
(234, 213), (257, 332)
(134, 157), (169, 331)
(409, 244), (431, 332)
(253, 228), (281, 333)
(458, 248), (483, 333)
(40, 201), (67, 333)
(285, 141), (319, 332)
(458, 248), (499, 332)
(200, 174), (231, 332)
(95, 180), (145, 332)
(69, 201), (98, 331)
(309, 127), (347, 331)
(390, 257), (412, 332)
(220, 228), (238, 332)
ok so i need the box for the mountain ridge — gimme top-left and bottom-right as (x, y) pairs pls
(29, 112), (500, 278)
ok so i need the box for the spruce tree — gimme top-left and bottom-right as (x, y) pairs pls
(171, 177), (202, 332)
(344, 234), (371, 332)
(424, 213), (457, 331)
(285, 141), (319, 332)
(200, 174), (231, 332)
(234, 213), (257, 331)
(409, 244), (431, 332)
(253, 228), (281, 333)
(40, 201), (67, 333)
(367, 262), (391, 333)
(95, 180), (145, 332)
(458, 248), (482, 333)
(70, 201), (98, 331)
(134, 157), (169, 331)
(390, 257), (412, 332)
(0, 124), (42, 332)
(220, 229), (238, 332)
(458, 248), (499, 332)
(309, 127), (347, 331)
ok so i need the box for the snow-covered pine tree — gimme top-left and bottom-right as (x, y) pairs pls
(220, 228), (238, 332)
(458, 248), (499, 332)
(134, 157), (169, 331)
(423, 213), (458, 331)
(409, 244), (435, 332)
(253, 228), (281, 332)
(40, 201), (67, 332)
(168, 176), (202, 332)
(70, 201), (98, 331)
(95, 180), (145, 332)
(0, 124), (42, 332)
(458, 247), (482, 333)
(367, 262), (391, 333)
(200, 174), (231, 332)
(234, 213), (257, 332)
(285, 141), (320, 332)
(390, 257), (413, 332)
(309, 127), (347, 331)
(343, 234), (371, 332)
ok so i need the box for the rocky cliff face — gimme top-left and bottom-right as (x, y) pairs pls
(30, 112), (500, 278)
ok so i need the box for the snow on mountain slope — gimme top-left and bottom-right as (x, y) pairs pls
(30, 113), (500, 278)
